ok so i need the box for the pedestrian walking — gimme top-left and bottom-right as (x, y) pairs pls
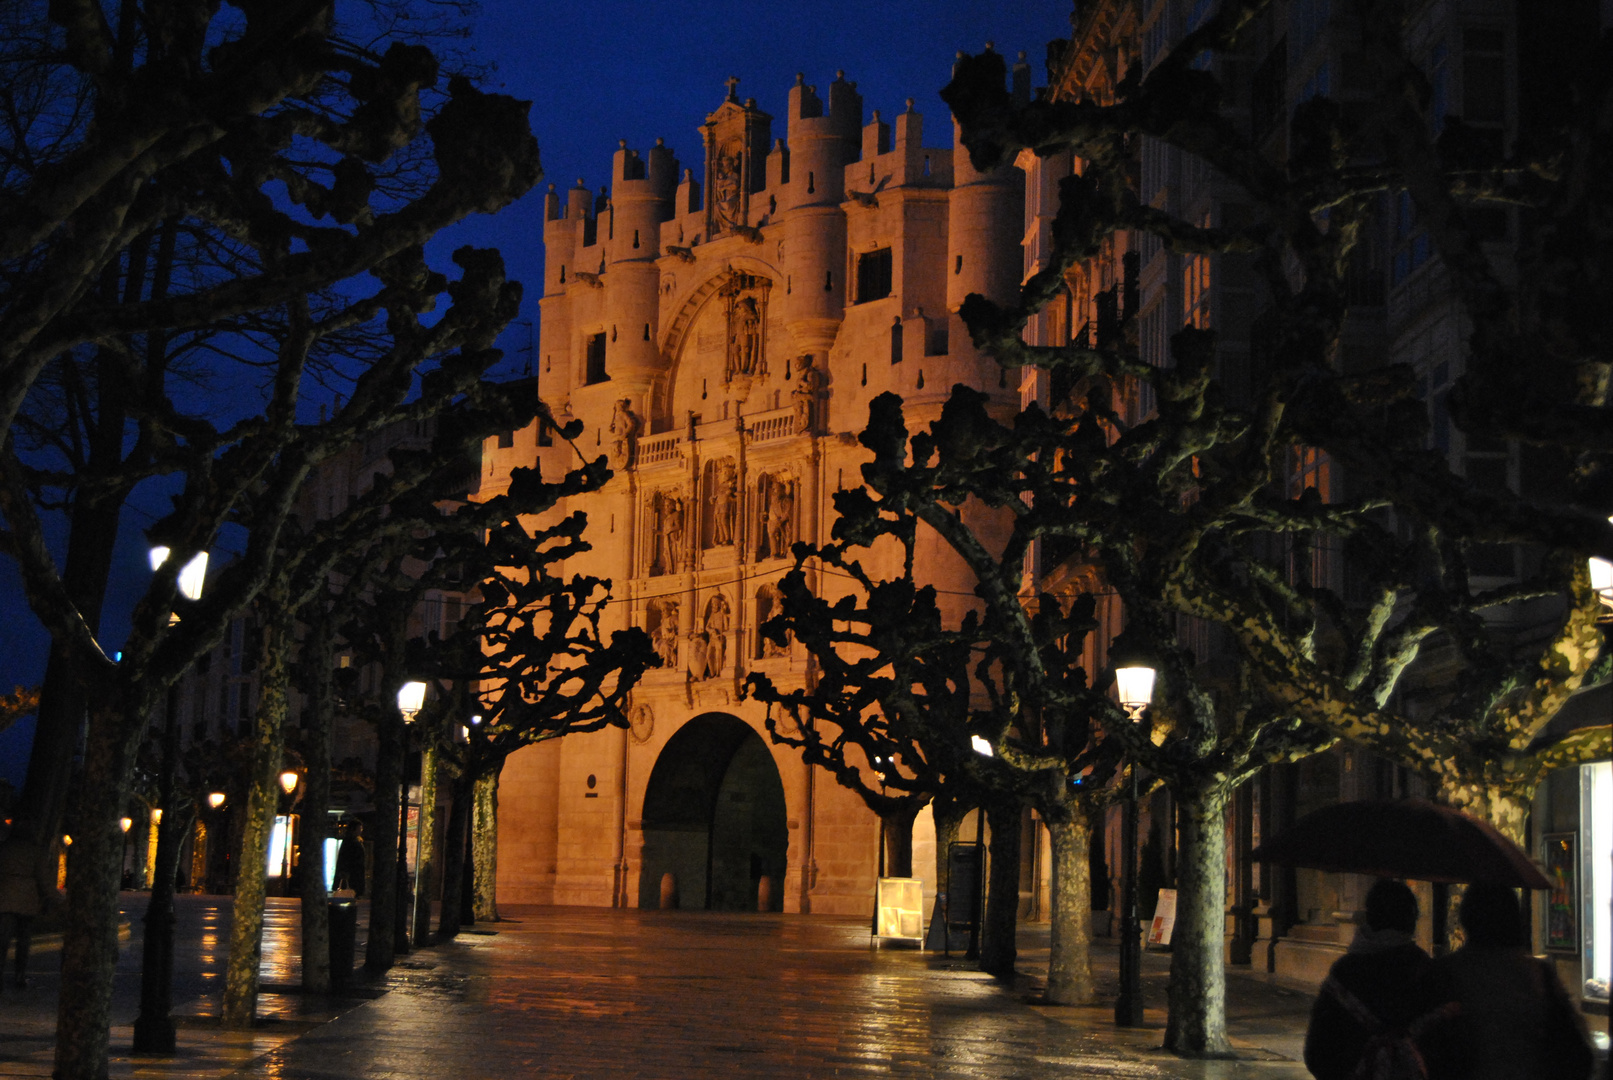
(1421, 881), (1594, 1080)
(0, 825), (57, 990)
(1304, 878), (1439, 1079)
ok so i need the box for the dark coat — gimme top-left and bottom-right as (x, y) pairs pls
(1421, 947), (1594, 1080)
(1304, 939), (1432, 1080)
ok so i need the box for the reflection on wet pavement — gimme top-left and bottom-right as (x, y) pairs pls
(234, 908), (1315, 1080)
(3, 898), (1320, 1080)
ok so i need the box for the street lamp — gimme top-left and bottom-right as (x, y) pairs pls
(135, 545), (206, 1053)
(276, 771), (301, 883)
(395, 681), (427, 955)
(1113, 660), (1154, 1028)
(207, 792), (226, 809)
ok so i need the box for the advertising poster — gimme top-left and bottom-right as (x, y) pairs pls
(1543, 832), (1576, 952)
(1147, 888), (1178, 947)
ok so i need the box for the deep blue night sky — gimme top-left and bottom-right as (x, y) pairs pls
(0, 0), (1076, 784)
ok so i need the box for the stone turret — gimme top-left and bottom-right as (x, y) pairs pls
(781, 72), (861, 354)
(605, 139), (680, 393)
(947, 49), (1025, 349)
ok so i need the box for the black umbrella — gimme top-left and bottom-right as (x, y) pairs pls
(1249, 797), (1551, 890)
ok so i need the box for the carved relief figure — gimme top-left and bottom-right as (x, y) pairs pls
(791, 355), (823, 433)
(718, 274), (770, 388)
(663, 495), (685, 573)
(609, 398), (640, 468)
(708, 459), (737, 547)
(702, 592), (731, 678)
(755, 474), (796, 560)
(648, 597), (680, 670)
(651, 492), (686, 575)
(755, 583), (790, 659)
(728, 296), (762, 383)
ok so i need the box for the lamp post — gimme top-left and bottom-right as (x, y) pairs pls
(134, 545), (206, 1054)
(395, 682), (426, 955)
(278, 771), (300, 884)
(1113, 663), (1155, 1028)
(964, 735), (994, 961)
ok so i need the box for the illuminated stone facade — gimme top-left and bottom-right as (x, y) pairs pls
(477, 72), (1025, 913)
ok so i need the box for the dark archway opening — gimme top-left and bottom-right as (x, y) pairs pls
(638, 713), (788, 910)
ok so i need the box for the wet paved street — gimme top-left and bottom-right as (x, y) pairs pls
(1, 897), (1328, 1079)
(251, 907), (1316, 1080)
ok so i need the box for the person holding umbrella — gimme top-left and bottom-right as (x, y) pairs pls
(1304, 878), (1441, 1080)
(1419, 882), (1593, 1080)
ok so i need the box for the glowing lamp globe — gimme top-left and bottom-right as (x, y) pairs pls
(396, 681), (427, 721)
(1115, 666), (1157, 720)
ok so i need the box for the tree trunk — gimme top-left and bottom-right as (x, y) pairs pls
(365, 666), (406, 971)
(932, 798), (966, 903)
(1044, 813), (1095, 1005)
(19, 647), (92, 855)
(133, 682), (184, 1052)
(1164, 782), (1234, 1058)
(437, 772), (471, 940)
(298, 614), (336, 993)
(52, 698), (141, 1080)
(471, 770), (500, 922)
(979, 799), (1023, 978)
(411, 745), (440, 947)
(16, 357), (136, 850)
(881, 799), (923, 879)
(222, 621), (290, 1028)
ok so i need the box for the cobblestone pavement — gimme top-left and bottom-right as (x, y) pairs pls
(1, 897), (1331, 1079)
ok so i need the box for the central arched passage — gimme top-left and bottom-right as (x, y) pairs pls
(638, 713), (788, 910)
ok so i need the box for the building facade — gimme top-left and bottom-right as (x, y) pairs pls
(1041, 0), (1611, 1012)
(479, 73), (1027, 914)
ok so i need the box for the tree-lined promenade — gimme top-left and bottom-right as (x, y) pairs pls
(2, 0), (1610, 1077)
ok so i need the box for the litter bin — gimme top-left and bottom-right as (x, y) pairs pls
(328, 900), (357, 986)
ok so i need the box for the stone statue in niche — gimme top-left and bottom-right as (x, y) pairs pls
(757, 474), (796, 560)
(719, 273), (770, 390)
(755, 583), (790, 659)
(648, 597), (680, 670)
(701, 592), (731, 678)
(728, 296), (762, 383)
(791, 355), (823, 433)
(708, 459), (737, 547)
(712, 149), (743, 235)
(650, 491), (686, 575)
(609, 398), (640, 468)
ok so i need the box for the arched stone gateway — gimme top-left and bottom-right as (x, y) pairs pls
(638, 713), (788, 911)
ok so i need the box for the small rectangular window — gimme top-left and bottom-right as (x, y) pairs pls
(856, 248), (893, 304)
(496, 430), (515, 449)
(585, 332), (608, 384)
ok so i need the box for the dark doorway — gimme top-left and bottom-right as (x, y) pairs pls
(638, 713), (788, 911)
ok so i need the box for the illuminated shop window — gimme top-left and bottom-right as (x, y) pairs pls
(1584, 761), (1611, 1001)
